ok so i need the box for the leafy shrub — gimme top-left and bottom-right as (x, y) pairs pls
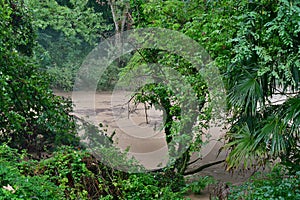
(0, 144), (110, 199)
(0, 144), (215, 199)
(120, 173), (186, 200)
(0, 145), (63, 200)
(19, 145), (189, 199)
(185, 176), (215, 194)
(24, 146), (113, 199)
(228, 167), (300, 200)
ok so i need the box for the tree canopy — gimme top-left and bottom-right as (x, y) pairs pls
(0, 0), (78, 154)
(125, 0), (300, 171)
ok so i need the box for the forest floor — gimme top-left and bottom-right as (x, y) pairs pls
(56, 91), (269, 200)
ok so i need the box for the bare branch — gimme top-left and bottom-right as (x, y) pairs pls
(184, 159), (225, 175)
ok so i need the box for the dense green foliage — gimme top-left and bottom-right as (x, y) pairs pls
(0, 0), (299, 199)
(224, 0), (300, 170)
(228, 167), (300, 199)
(0, 0), (78, 153)
(128, 0), (299, 171)
(0, 161), (63, 199)
(0, 144), (207, 199)
(25, 0), (114, 90)
(0, 144), (64, 199)
(0, 1), (203, 199)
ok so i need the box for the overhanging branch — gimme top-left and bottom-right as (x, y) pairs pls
(184, 159), (225, 175)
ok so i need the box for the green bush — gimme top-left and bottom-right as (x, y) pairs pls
(0, 143), (215, 199)
(0, 144), (119, 199)
(120, 173), (186, 200)
(0, 145), (63, 200)
(228, 167), (300, 200)
(185, 176), (215, 194)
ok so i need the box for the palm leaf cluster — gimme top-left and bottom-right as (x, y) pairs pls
(225, 0), (300, 170)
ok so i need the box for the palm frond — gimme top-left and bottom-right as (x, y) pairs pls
(225, 123), (267, 170)
(228, 74), (264, 115)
